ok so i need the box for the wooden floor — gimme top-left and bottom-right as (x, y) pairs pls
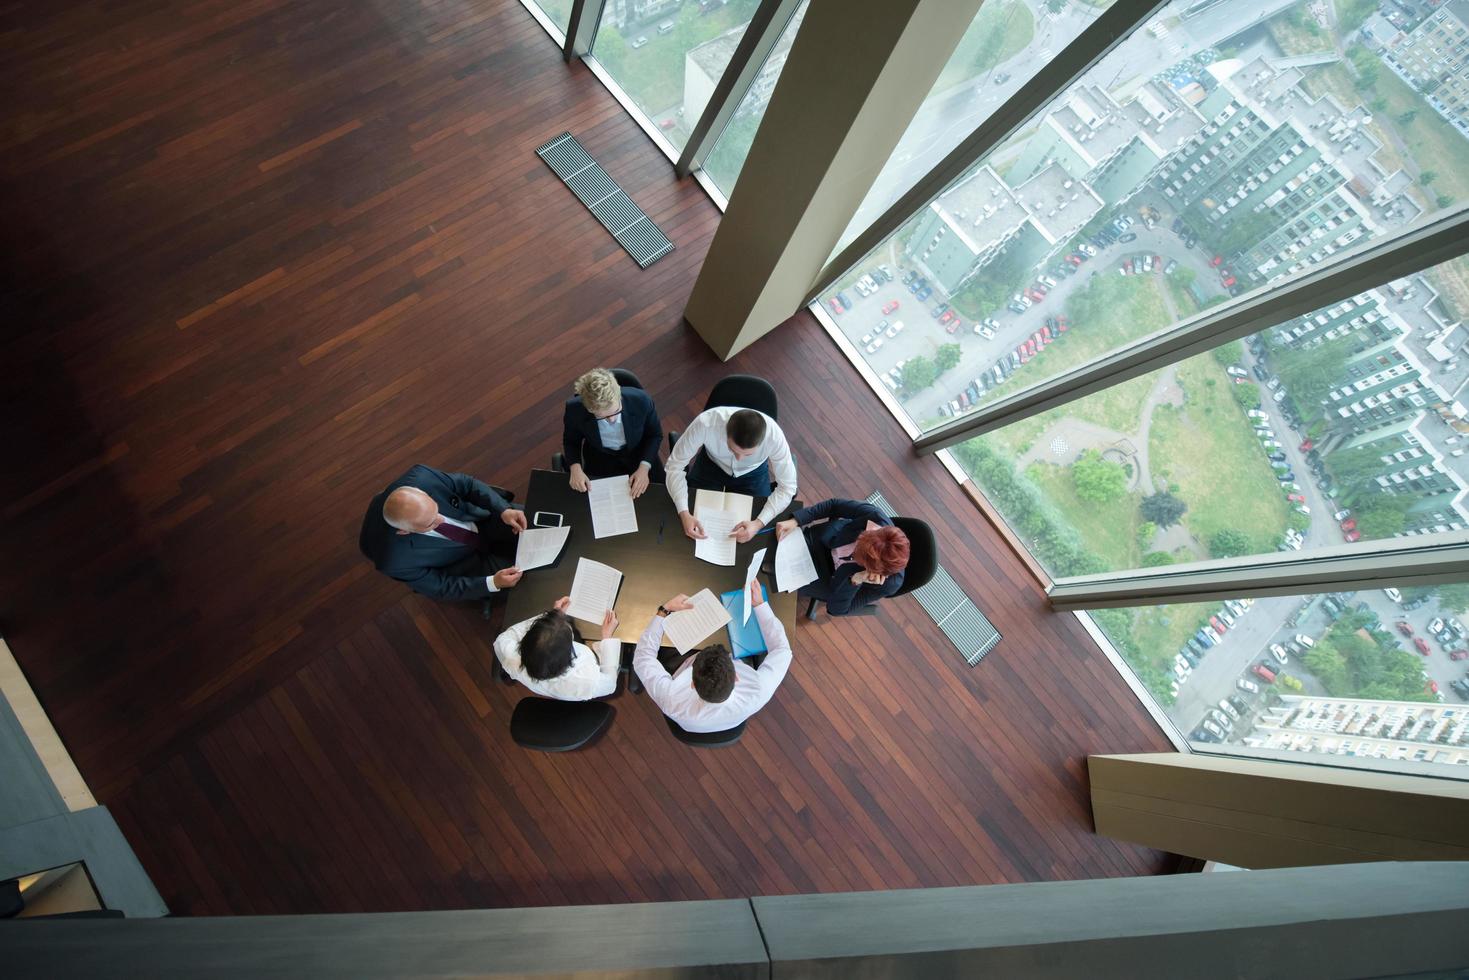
(0, 0), (1182, 915)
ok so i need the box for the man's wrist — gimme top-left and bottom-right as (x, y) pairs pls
(656, 604), (670, 617)
(638, 461), (651, 471)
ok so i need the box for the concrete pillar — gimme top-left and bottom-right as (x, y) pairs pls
(683, 0), (985, 359)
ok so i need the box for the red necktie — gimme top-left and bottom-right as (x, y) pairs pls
(434, 521), (480, 548)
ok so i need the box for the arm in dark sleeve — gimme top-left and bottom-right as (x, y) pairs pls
(447, 470), (511, 516)
(793, 498), (885, 527)
(392, 564), (493, 602)
(823, 567), (902, 616)
(635, 392), (662, 469)
(562, 400), (586, 468)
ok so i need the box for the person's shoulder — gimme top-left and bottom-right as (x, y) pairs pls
(623, 387), (653, 410)
(399, 463), (445, 488)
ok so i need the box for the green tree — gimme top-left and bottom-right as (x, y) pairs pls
(1437, 194), (1454, 209)
(1140, 492), (1187, 529)
(1142, 550), (1175, 567)
(1435, 584), (1469, 614)
(1339, 0), (1377, 30)
(1136, 521), (1158, 550)
(1172, 266), (1196, 288)
(900, 356), (937, 392)
(1271, 335), (1355, 423)
(1232, 382), (1262, 409)
(1212, 340), (1245, 366)
(1304, 641), (1350, 692)
(935, 343), (962, 373)
(1072, 450), (1128, 504)
(1355, 500), (1410, 538)
(1347, 44), (1379, 89)
(1396, 109), (1417, 124)
(1208, 528), (1252, 558)
(1420, 170), (1438, 186)
(1287, 510), (1312, 533)
(1325, 444), (1387, 492)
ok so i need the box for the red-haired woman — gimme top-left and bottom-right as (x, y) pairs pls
(774, 499), (910, 616)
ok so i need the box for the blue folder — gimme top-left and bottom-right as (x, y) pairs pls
(719, 584), (769, 659)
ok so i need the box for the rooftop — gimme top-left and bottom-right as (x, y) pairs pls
(932, 165), (1030, 255)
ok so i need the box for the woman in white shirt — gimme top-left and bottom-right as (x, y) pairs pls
(494, 599), (621, 701)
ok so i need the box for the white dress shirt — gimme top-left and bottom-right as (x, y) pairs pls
(595, 411), (627, 451)
(421, 513), (500, 592)
(494, 616), (620, 701)
(632, 605), (792, 733)
(665, 406), (797, 526)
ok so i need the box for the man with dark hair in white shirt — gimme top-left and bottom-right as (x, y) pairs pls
(633, 582), (792, 734)
(495, 599), (620, 701)
(666, 405), (797, 544)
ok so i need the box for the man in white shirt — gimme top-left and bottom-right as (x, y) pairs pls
(633, 582), (792, 734)
(666, 406), (797, 543)
(495, 600), (620, 701)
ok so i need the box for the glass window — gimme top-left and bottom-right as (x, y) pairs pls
(527, 0), (574, 35)
(816, 0), (1466, 436)
(1090, 582), (1469, 779)
(592, 0), (765, 154)
(949, 256), (1469, 579)
(702, 1), (807, 198)
(834, 0), (1116, 255)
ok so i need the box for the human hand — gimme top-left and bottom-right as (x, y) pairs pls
(730, 519), (764, 543)
(628, 465), (650, 499)
(749, 579), (766, 608)
(775, 518), (798, 541)
(850, 570), (886, 587)
(554, 595), (571, 612)
(680, 511), (706, 540)
(662, 593), (694, 613)
(601, 608), (620, 639)
(568, 465), (589, 493)
(501, 508), (528, 533)
(494, 567), (524, 589)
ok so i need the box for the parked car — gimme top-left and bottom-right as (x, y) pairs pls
(1251, 663), (1277, 683)
(1236, 677), (1260, 694)
(1413, 637), (1431, 655)
(1200, 719), (1226, 739)
(1209, 615), (1227, 634)
(826, 297), (844, 315)
(973, 322), (995, 339)
(885, 320), (905, 339)
(1396, 621), (1415, 637)
(1269, 643), (1289, 666)
(1451, 650), (1469, 661)
(932, 302), (950, 319)
(864, 336), (885, 355)
(1118, 232), (1137, 243)
(881, 299), (900, 315)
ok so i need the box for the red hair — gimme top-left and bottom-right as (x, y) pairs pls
(853, 525), (910, 576)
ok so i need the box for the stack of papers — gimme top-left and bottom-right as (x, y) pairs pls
(695, 489), (753, 523)
(513, 525), (570, 571)
(694, 509), (739, 566)
(662, 588), (732, 654)
(565, 558), (622, 624)
(589, 476), (638, 538)
(775, 528), (819, 592)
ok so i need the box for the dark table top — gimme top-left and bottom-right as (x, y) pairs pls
(503, 469), (799, 645)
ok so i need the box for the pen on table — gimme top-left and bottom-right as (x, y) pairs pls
(754, 525), (775, 535)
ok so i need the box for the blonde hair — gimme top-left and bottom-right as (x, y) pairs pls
(574, 368), (621, 415)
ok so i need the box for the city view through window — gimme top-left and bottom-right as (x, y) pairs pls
(814, 0), (1469, 773)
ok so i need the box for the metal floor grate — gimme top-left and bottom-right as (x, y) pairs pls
(866, 492), (1002, 667)
(536, 132), (674, 269)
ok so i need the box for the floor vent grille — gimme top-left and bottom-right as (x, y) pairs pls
(537, 132), (674, 269)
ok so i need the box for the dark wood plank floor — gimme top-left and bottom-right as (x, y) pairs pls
(0, 0), (1182, 915)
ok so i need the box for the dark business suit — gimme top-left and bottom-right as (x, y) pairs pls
(562, 386), (664, 481)
(359, 464), (519, 602)
(791, 499), (904, 616)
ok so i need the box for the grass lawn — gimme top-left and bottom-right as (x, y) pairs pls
(594, 0), (763, 116)
(1131, 601), (1214, 671)
(1025, 462), (1142, 570)
(1148, 356), (1290, 556)
(934, 1), (1034, 94)
(1265, 11), (1332, 57)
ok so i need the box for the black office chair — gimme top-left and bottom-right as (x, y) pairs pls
(1, 879), (22, 919)
(805, 517), (938, 621)
(509, 698), (614, 752)
(552, 368), (646, 472)
(668, 374), (779, 451)
(665, 716), (745, 747)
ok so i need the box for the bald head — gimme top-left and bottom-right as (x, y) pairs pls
(384, 487), (440, 535)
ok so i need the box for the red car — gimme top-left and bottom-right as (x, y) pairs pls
(1344, 529), (1362, 543)
(939, 309), (957, 325)
(1067, 254), (1083, 266)
(1210, 615), (1227, 634)
(1025, 339), (1039, 356)
(1041, 326), (1054, 342)
(1123, 258), (1134, 275)
(827, 297), (844, 315)
(1396, 621), (1415, 637)
(659, 118), (676, 130)
(1340, 518), (1358, 532)
(1414, 637), (1431, 655)
(1251, 664), (1276, 683)
(945, 319), (961, 334)
(1299, 439), (1313, 451)
(1211, 254), (1224, 267)
(1055, 315), (1070, 332)
(1220, 270), (1237, 288)
(1026, 288), (1045, 302)
(1017, 347), (1031, 364)
(881, 299), (900, 314)
(1450, 649), (1469, 661)
(1428, 679), (1440, 694)
(1153, 254), (1162, 272)
(1287, 494), (1306, 503)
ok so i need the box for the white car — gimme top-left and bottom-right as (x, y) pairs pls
(1218, 698), (1240, 721)
(1273, 389), (1288, 402)
(1226, 366), (1248, 378)
(1333, 508), (1352, 521)
(1384, 587), (1402, 603)
(1200, 719), (1225, 738)
(1294, 505), (1310, 516)
(973, 323), (995, 339)
(1079, 243), (1098, 256)
(886, 320), (905, 339)
(1269, 643), (1289, 666)
(1246, 409), (1269, 420)
(1236, 678), (1260, 694)
(860, 332), (873, 346)
(1294, 633), (1315, 649)
(865, 336), (885, 354)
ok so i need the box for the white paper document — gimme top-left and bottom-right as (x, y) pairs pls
(695, 489), (753, 523)
(694, 509), (739, 566)
(742, 547), (767, 624)
(589, 476), (639, 539)
(662, 588), (732, 655)
(513, 525), (570, 571)
(566, 558), (622, 624)
(775, 528), (819, 592)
